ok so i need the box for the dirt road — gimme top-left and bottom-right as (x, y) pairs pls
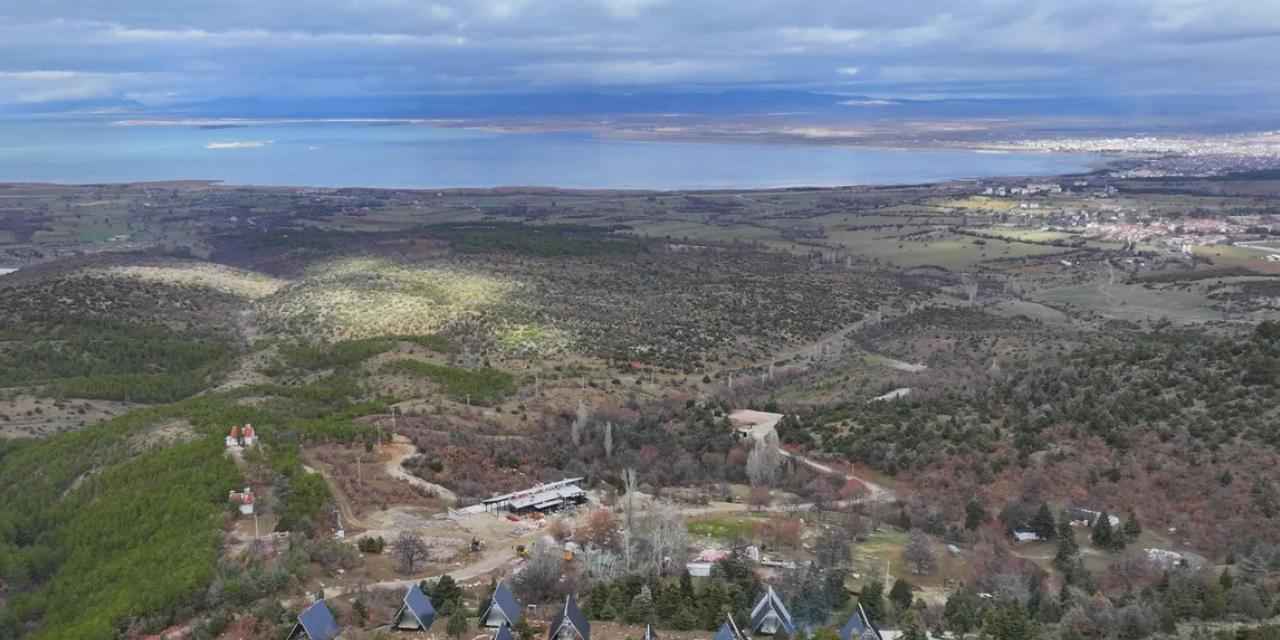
(728, 410), (895, 502)
(383, 435), (458, 504)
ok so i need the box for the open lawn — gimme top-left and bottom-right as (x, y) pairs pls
(1033, 280), (1227, 324)
(827, 228), (1073, 269)
(687, 514), (765, 542)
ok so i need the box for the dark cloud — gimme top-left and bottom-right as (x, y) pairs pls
(0, 0), (1277, 107)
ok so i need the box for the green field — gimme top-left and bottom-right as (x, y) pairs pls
(687, 515), (763, 541)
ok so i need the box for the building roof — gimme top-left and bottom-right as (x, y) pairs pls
(713, 615), (746, 640)
(839, 603), (883, 640)
(509, 485), (585, 511)
(294, 600), (341, 640)
(494, 622), (515, 640)
(547, 593), (591, 640)
(481, 582), (522, 626)
(642, 624), (658, 640)
(398, 584), (437, 629)
(750, 586), (796, 635)
(482, 478), (585, 506)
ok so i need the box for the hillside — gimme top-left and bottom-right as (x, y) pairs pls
(0, 178), (1279, 639)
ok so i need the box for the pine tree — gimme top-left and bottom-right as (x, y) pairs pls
(824, 569), (851, 611)
(900, 610), (928, 640)
(1030, 503), (1057, 541)
(680, 568), (695, 601)
(432, 575), (464, 615)
(447, 610), (470, 640)
(944, 588), (980, 635)
(965, 497), (988, 531)
(673, 604), (699, 631)
(700, 580), (728, 630)
(860, 579), (885, 625)
(587, 584), (614, 620)
(655, 583), (683, 627)
(626, 586), (655, 625)
(1121, 509), (1141, 542)
(1202, 579), (1227, 619)
(982, 601), (1035, 640)
(1053, 519), (1078, 572)
(1090, 512), (1116, 550)
(889, 579), (915, 612)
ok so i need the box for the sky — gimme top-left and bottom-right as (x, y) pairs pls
(1, 0), (1279, 114)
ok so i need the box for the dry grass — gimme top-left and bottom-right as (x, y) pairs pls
(254, 257), (518, 342)
(99, 263), (287, 299)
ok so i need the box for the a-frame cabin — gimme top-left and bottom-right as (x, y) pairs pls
(749, 586), (797, 636)
(391, 584), (437, 632)
(839, 603), (884, 640)
(480, 582), (523, 628)
(546, 593), (591, 640)
(288, 600), (341, 640)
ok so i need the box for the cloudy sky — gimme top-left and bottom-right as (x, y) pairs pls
(1, 0), (1278, 111)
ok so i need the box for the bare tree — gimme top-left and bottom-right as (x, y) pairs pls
(634, 502), (688, 576)
(746, 433), (782, 487)
(513, 540), (564, 603)
(622, 468), (639, 571)
(571, 399), (588, 447)
(903, 530), (937, 576)
(962, 274), (979, 305)
(604, 421), (614, 459)
(394, 531), (430, 574)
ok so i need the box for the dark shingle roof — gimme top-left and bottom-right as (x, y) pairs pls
(494, 622), (516, 640)
(839, 603), (883, 640)
(547, 593), (591, 640)
(482, 582), (523, 626)
(566, 593), (590, 640)
(295, 600), (341, 640)
(749, 586), (796, 635)
(402, 584), (437, 629)
(713, 615), (746, 640)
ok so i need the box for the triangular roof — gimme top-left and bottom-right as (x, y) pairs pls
(749, 586), (796, 635)
(547, 593), (591, 640)
(839, 603), (883, 640)
(494, 622), (516, 640)
(393, 584), (436, 630)
(291, 600), (340, 640)
(714, 615), (746, 640)
(480, 582), (523, 626)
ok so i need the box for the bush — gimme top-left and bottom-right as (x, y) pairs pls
(358, 536), (387, 554)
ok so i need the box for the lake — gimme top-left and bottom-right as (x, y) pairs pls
(0, 118), (1100, 189)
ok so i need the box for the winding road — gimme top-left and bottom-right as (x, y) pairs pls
(728, 409), (895, 502)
